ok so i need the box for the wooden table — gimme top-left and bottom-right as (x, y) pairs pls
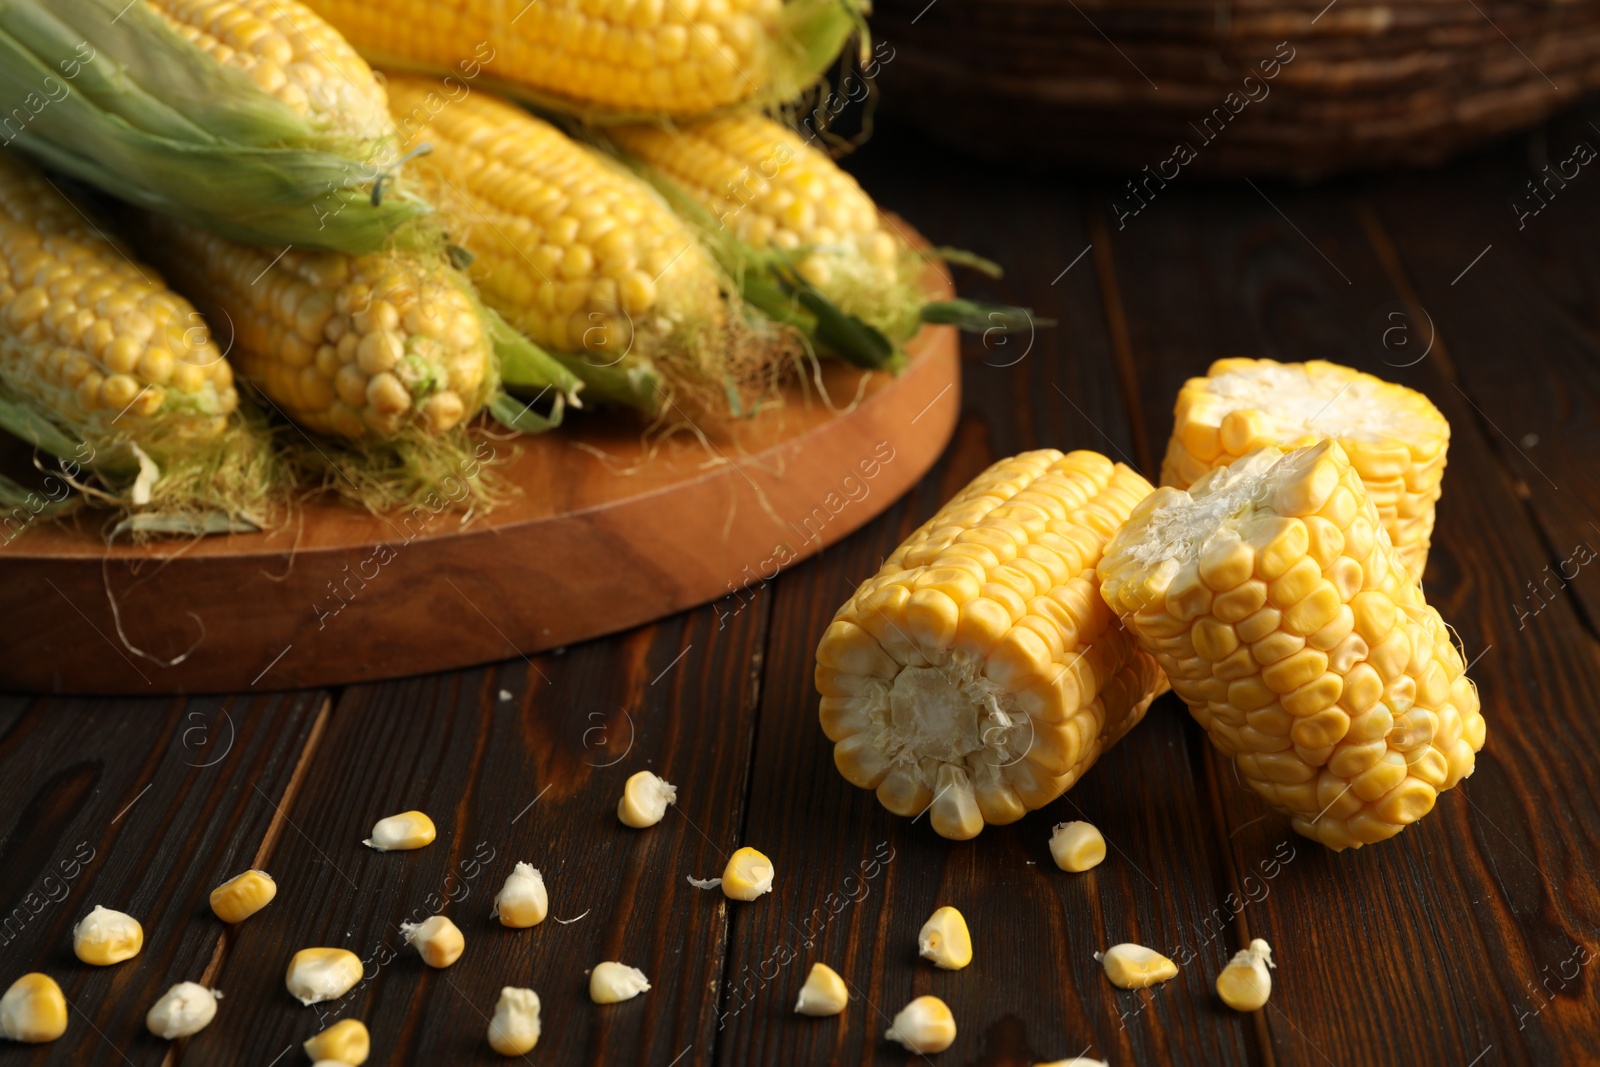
(4, 112), (1598, 1066)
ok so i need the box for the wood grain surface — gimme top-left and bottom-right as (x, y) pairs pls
(2, 116), (1599, 1067)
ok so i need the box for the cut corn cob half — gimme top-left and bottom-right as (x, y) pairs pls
(0, 154), (274, 521)
(386, 76), (774, 423)
(1099, 440), (1485, 850)
(1162, 359), (1449, 579)
(609, 114), (921, 342)
(0, 0), (422, 252)
(816, 450), (1165, 839)
(131, 217), (494, 440)
(306, 0), (861, 120)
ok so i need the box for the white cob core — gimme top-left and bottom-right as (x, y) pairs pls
(1206, 364), (1436, 442)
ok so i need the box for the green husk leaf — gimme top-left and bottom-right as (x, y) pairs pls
(928, 247), (1005, 279)
(490, 390), (565, 434)
(113, 510), (259, 537)
(0, 0), (426, 253)
(488, 307), (583, 400)
(920, 299), (1052, 333)
(0, 387), (96, 464)
(547, 351), (664, 414)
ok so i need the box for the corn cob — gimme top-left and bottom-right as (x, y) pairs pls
(0, 0), (422, 252)
(816, 450), (1165, 840)
(0, 155), (237, 451)
(610, 113), (920, 341)
(1162, 359), (1449, 579)
(133, 217), (491, 439)
(386, 76), (761, 419)
(1099, 440), (1485, 850)
(305, 0), (858, 119)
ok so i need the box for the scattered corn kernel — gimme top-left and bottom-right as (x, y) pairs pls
(793, 963), (848, 1016)
(1216, 938), (1275, 1011)
(1034, 1059), (1109, 1067)
(721, 846), (775, 901)
(917, 906), (973, 970)
(1096, 943), (1179, 989)
(1049, 822), (1107, 873)
(362, 810), (436, 851)
(303, 1018), (370, 1064)
(285, 948), (363, 1005)
(487, 987), (541, 1055)
(146, 982), (220, 1039)
(210, 870), (277, 923)
(72, 905), (143, 966)
(400, 915), (464, 969)
(589, 962), (650, 1004)
(491, 863), (548, 928)
(617, 771), (677, 828)
(885, 995), (956, 1054)
(0, 973), (66, 1043)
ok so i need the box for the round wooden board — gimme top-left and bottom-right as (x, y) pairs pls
(0, 267), (959, 695)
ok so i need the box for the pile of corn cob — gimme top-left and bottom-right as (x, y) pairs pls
(0, 0), (1010, 528)
(820, 358), (1485, 851)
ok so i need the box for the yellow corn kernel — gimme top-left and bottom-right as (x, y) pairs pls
(1096, 943), (1179, 989)
(210, 869), (277, 923)
(1034, 1060), (1109, 1067)
(793, 963), (848, 1017)
(1160, 359), (1450, 579)
(284, 948), (363, 1005)
(885, 995), (956, 1054)
(617, 771), (677, 828)
(917, 906), (972, 970)
(721, 846), (774, 901)
(589, 962), (650, 1004)
(363, 810), (436, 851)
(303, 1018), (370, 1064)
(0, 973), (67, 1043)
(1216, 938), (1275, 1011)
(146, 982), (220, 1039)
(1101, 440), (1485, 850)
(610, 114), (918, 340)
(400, 915), (464, 968)
(1049, 821), (1106, 872)
(487, 987), (541, 1056)
(72, 906), (143, 966)
(817, 450), (1164, 840)
(491, 863), (548, 928)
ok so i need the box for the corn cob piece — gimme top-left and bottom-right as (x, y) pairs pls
(1162, 359), (1449, 579)
(0, 0), (421, 252)
(386, 76), (757, 419)
(306, 0), (857, 118)
(1099, 440), (1485, 850)
(610, 113), (920, 341)
(134, 217), (491, 439)
(0, 155), (237, 451)
(816, 450), (1165, 840)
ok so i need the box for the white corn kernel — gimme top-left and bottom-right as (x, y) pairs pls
(1034, 1059), (1109, 1067)
(885, 994), (956, 1053)
(210, 870), (277, 924)
(72, 906), (143, 966)
(1096, 943), (1179, 989)
(285, 948), (363, 1005)
(589, 962), (650, 1004)
(721, 846), (774, 901)
(1049, 822), (1106, 873)
(363, 810), (436, 851)
(0, 973), (67, 1043)
(1216, 938), (1275, 1011)
(793, 963), (848, 1016)
(303, 1018), (370, 1064)
(146, 982), (220, 1039)
(617, 771), (677, 828)
(487, 987), (541, 1055)
(400, 915), (464, 968)
(491, 863), (548, 928)
(917, 906), (972, 970)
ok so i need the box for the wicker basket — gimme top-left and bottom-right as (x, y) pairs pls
(871, 0), (1600, 176)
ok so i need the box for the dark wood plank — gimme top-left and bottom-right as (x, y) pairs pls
(198, 598), (768, 1066)
(0, 691), (327, 1066)
(1103, 168), (1600, 1064)
(714, 127), (1253, 1067)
